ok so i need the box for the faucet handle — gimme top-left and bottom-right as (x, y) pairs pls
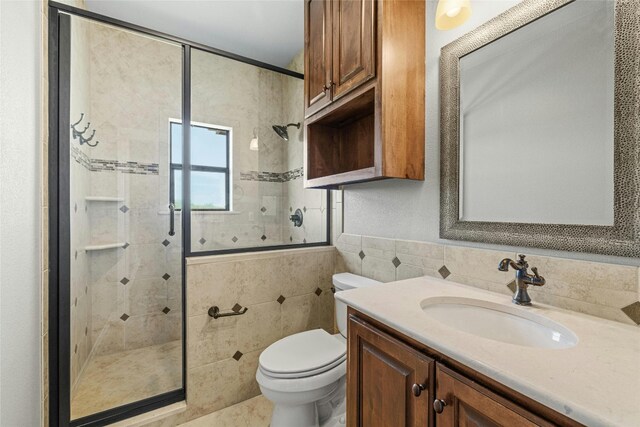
(531, 266), (540, 279)
(517, 254), (529, 269)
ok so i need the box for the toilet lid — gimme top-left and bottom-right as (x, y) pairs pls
(259, 329), (346, 378)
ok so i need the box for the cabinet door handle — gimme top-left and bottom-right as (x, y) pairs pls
(411, 383), (426, 397)
(323, 81), (335, 92)
(433, 399), (447, 414)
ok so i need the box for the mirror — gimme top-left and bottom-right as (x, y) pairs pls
(440, 0), (640, 257)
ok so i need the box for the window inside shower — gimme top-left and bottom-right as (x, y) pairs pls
(53, 7), (330, 426)
(170, 120), (232, 211)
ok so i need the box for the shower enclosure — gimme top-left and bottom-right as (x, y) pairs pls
(49, 3), (329, 426)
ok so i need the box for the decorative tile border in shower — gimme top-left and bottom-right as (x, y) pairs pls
(71, 146), (159, 175)
(239, 167), (304, 183)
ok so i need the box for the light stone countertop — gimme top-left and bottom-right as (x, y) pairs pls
(335, 276), (640, 427)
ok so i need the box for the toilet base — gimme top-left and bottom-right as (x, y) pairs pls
(265, 377), (346, 427)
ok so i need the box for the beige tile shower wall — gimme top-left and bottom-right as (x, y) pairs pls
(69, 11), (94, 393)
(282, 50), (329, 245)
(85, 21), (183, 356)
(182, 246), (336, 422)
(190, 50), (288, 252)
(336, 234), (640, 327)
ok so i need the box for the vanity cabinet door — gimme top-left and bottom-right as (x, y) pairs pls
(434, 364), (553, 427)
(331, 0), (376, 100)
(348, 316), (434, 427)
(305, 0), (333, 117)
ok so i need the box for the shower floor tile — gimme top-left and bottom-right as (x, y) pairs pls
(180, 395), (273, 427)
(71, 340), (182, 420)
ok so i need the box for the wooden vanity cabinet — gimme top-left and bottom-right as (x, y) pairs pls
(348, 316), (435, 427)
(347, 310), (583, 427)
(303, 0), (425, 188)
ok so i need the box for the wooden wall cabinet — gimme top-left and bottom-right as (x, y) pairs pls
(303, 0), (425, 188)
(347, 311), (583, 427)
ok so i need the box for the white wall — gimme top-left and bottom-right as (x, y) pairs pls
(0, 1), (43, 426)
(343, 0), (639, 266)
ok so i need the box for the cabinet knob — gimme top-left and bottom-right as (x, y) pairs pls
(411, 383), (426, 397)
(433, 399), (447, 414)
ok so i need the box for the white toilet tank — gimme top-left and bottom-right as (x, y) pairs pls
(333, 273), (382, 337)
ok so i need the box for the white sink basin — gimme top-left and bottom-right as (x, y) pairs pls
(421, 297), (578, 349)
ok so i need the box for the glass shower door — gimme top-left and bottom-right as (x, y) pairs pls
(66, 15), (184, 421)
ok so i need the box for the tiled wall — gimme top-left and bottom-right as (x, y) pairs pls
(181, 247), (336, 421)
(80, 20), (184, 359)
(69, 9), (94, 393)
(336, 234), (640, 327)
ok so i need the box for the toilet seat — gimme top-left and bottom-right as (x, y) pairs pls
(259, 329), (346, 379)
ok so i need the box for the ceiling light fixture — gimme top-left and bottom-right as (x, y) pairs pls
(435, 0), (471, 30)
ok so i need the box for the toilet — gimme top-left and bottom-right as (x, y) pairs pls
(256, 273), (382, 427)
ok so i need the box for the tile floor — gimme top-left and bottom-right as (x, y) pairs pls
(180, 395), (272, 427)
(71, 340), (182, 420)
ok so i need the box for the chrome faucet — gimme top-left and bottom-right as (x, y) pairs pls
(498, 254), (545, 306)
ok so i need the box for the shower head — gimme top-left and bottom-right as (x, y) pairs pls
(272, 122), (300, 141)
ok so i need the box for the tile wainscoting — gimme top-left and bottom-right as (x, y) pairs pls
(181, 246), (336, 422)
(336, 234), (640, 327)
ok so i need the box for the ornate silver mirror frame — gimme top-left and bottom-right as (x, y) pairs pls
(440, 0), (640, 257)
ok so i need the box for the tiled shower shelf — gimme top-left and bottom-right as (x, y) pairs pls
(85, 196), (125, 202)
(85, 243), (127, 252)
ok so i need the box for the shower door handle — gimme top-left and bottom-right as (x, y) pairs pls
(168, 203), (176, 236)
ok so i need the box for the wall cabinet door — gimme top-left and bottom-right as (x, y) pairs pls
(305, 0), (333, 117)
(348, 316), (434, 427)
(331, 0), (376, 100)
(434, 364), (553, 427)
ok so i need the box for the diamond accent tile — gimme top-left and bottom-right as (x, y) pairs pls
(260, 206), (267, 213)
(74, 250), (78, 260)
(162, 307), (171, 314)
(232, 351), (243, 361)
(85, 326), (88, 336)
(120, 313), (130, 321)
(303, 238), (307, 244)
(289, 236), (293, 242)
(315, 288), (323, 296)
(120, 277), (130, 285)
(621, 301), (640, 325)
(162, 239), (170, 247)
(261, 235), (267, 241)
(359, 250), (366, 260)
(162, 273), (171, 281)
(303, 206), (307, 212)
(392, 257), (401, 268)
(199, 237), (206, 245)
(74, 297), (77, 307)
(277, 295), (286, 304)
(123, 242), (130, 249)
(119, 205), (129, 213)
(438, 265), (451, 279)
(507, 280), (517, 294)
(74, 344), (78, 354)
(232, 303), (242, 313)
(232, 236), (238, 243)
